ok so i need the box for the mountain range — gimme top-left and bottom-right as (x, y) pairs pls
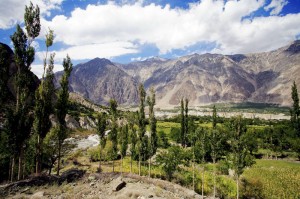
(57, 40), (300, 108)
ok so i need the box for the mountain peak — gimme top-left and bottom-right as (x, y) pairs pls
(143, 56), (167, 62)
(285, 40), (300, 54)
(88, 57), (113, 66)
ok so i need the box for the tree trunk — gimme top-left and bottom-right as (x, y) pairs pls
(57, 141), (61, 176)
(11, 157), (15, 182)
(18, 148), (23, 180)
(192, 160), (195, 191)
(139, 154), (141, 176)
(202, 166), (204, 199)
(236, 177), (239, 199)
(213, 158), (216, 199)
(121, 155), (123, 176)
(8, 157), (12, 182)
(148, 157), (151, 178)
(36, 135), (41, 175)
(130, 156), (132, 173)
(98, 145), (102, 172)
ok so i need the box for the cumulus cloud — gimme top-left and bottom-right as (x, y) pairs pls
(0, 0), (63, 29)
(36, 41), (138, 62)
(31, 64), (64, 78)
(264, 0), (288, 15)
(39, 0), (300, 58)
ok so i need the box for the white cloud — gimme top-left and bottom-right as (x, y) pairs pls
(264, 0), (288, 15)
(0, 0), (63, 29)
(36, 41), (138, 62)
(39, 0), (300, 58)
(31, 64), (64, 78)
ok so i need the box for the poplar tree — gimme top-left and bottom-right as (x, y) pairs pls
(96, 113), (106, 172)
(109, 99), (118, 172)
(290, 81), (300, 159)
(228, 116), (255, 199)
(33, 29), (55, 175)
(138, 84), (146, 175)
(9, 2), (40, 181)
(56, 55), (72, 175)
(180, 98), (185, 147)
(291, 81), (300, 132)
(147, 87), (157, 177)
(120, 124), (128, 174)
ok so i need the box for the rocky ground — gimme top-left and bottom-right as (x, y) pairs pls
(1, 171), (207, 199)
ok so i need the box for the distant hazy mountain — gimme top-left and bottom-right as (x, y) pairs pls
(58, 41), (300, 107)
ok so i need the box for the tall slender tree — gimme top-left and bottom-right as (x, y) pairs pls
(147, 87), (157, 177)
(120, 124), (128, 174)
(290, 81), (300, 159)
(33, 29), (55, 175)
(184, 98), (189, 147)
(291, 81), (300, 132)
(180, 98), (185, 147)
(96, 113), (106, 172)
(228, 116), (255, 199)
(109, 99), (118, 172)
(56, 55), (72, 175)
(138, 84), (146, 175)
(8, 2), (40, 181)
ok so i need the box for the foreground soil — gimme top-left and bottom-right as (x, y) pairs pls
(1, 171), (207, 199)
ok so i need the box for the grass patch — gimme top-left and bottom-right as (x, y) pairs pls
(243, 159), (300, 199)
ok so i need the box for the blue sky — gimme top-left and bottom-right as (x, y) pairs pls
(1, 0), (300, 77)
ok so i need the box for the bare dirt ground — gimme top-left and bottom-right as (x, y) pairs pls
(1, 172), (209, 199)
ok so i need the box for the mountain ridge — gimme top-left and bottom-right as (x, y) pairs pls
(58, 40), (300, 108)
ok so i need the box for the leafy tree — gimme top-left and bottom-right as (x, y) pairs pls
(147, 87), (157, 177)
(156, 146), (185, 180)
(291, 81), (300, 133)
(96, 113), (106, 172)
(33, 29), (55, 175)
(109, 99), (118, 172)
(8, 2), (40, 181)
(129, 126), (137, 173)
(227, 116), (255, 199)
(0, 44), (10, 106)
(180, 98), (185, 147)
(170, 127), (181, 143)
(290, 81), (300, 159)
(55, 55), (72, 175)
(137, 84), (147, 175)
(184, 98), (189, 146)
(158, 130), (170, 148)
(120, 124), (129, 174)
(193, 127), (207, 197)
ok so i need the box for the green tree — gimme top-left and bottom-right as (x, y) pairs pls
(227, 116), (255, 199)
(8, 2), (41, 181)
(290, 81), (300, 159)
(96, 113), (106, 172)
(156, 146), (185, 180)
(158, 130), (170, 148)
(291, 81), (300, 132)
(55, 55), (72, 175)
(109, 99), (118, 172)
(193, 127), (207, 197)
(184, 98), (189, 147)
(129, 126), (137, 173)
(33, 29), (55, 175)
(120, 124), (129, 174)
(138, 84), (147, 175)
(147, 87), (157, 177)
(180, 98), (185, 147)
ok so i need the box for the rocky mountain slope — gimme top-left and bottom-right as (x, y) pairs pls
(60, 41), (300, 108)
